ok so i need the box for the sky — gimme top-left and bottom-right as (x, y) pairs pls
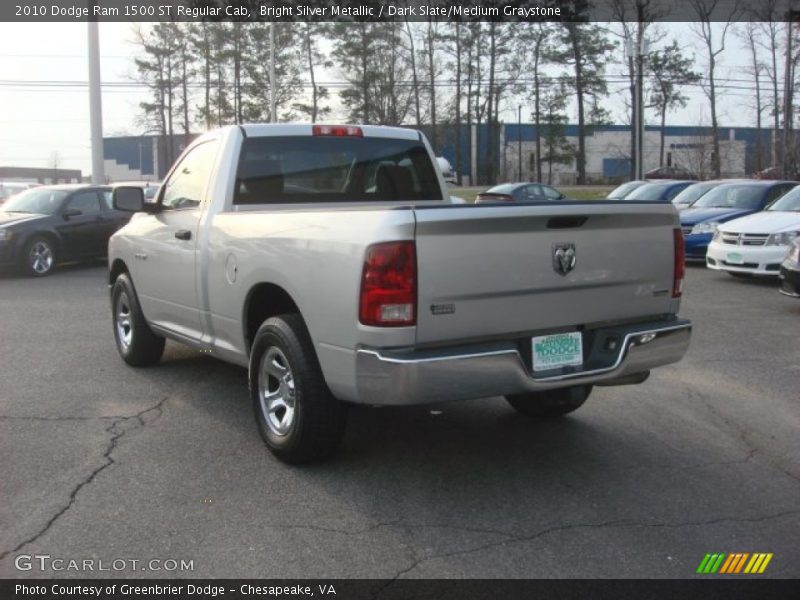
(0, 21), (764, 177)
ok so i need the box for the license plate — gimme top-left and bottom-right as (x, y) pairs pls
(727, 252), (744, 264)
(532, 332), (583, 372)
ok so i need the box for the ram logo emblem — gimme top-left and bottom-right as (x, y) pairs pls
(552, 243), (577, 276)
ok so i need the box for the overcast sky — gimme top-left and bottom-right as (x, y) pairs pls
(0, 21), (761, 177)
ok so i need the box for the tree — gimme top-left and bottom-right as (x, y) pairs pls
(519, 23), (557, 183)
(647, 41), (701, 166)
(737, 23), (768, 172)
(558, 22), (615, 184)
(753, 0), (784, 167)
(689, 0), (743, 178)
(540, 81), (576, 185)
(241, 23), (304, 122)
(609, 0), (668, 179)
(293, 23), (332, 122)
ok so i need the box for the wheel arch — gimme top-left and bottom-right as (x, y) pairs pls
(243, 282), (304, 356)
(109, 258), (130, 286)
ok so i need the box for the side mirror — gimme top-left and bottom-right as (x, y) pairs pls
(63, 208), (82, 219)
(113, 186), (146, 212)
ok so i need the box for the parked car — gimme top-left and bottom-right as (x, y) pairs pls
(0, 184), (132, 276)
(623, 180), (695, 203)
(645, 165), (696, 179)
(606, 180), (649, 200)
(682, 181), (796, 261)
(706, 186), (800, 276)
(475, 182), (569, 203)
(778, 239), (800, 296)
(0, 181), (38, 205)
(107, 123), (691, 463)
(671, 180), (746, 211)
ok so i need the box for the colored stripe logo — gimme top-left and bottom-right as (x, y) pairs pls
(696, 553), (773, 574)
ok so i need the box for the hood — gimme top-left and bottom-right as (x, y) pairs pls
(717, 211), (800, 234)
(0, 211), (48, 227)
(680, 207), (755, 226)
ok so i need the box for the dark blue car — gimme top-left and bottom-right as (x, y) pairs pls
(680, 181), (796, 259)
(623, 180), (695, 202)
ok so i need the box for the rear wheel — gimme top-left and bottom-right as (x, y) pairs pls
(505, 385), (592, 418)
(111, 273), (165, 366)
(23, 236), (56, 277)
(250, 314), (347, 464)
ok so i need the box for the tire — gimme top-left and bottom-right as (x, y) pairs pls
(22, 236), (56, 277)
(111, 273), (165, 367)
(250, 314), (347, 464)
(505, 385), (592, 418)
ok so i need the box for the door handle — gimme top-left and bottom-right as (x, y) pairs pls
(174, 229), (192, 241)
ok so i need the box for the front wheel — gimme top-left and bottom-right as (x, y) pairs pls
(23, 236), (56, 276)
(505, 385), (592, 418)
(111, 273), (165, 366)
(250, 314), (347, 464)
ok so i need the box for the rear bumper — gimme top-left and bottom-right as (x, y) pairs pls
(354, 318), (692, 405)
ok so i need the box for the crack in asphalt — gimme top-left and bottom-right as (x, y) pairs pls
(0, 415), (124, 421)
(373, 508), (800, 591)
(0, 394), (171, 562)
(686, 384), (800, 486)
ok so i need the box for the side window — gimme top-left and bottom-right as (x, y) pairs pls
(541, 185), (562, 200)
(102, 191), (113, 209)
(160, 141), (218, 209)
(522, 185), (542, 201)
(68, 191), (101, 215)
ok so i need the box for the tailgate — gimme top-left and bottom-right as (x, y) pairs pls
(413, 203), (680, 344)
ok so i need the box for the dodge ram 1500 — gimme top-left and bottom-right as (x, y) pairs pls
(108, 123), (691, 463)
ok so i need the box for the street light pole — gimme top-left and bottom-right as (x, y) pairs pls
(88, 16), (105, 183)
(518, 105), (523, 181)
(270, 23), (277, 123)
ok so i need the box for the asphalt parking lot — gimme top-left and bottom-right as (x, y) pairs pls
(1, 263), (798, 579)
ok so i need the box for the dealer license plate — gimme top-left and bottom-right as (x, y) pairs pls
(726, 252), (744, 264)
(532, 332), (583, 372)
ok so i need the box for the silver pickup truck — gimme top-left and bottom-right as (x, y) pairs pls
(109, 124), (691, 463)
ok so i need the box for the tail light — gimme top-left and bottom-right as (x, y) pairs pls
(312, 125), (363, 137)
(359, 241), (416, 327)
(673, 228), (685, 298)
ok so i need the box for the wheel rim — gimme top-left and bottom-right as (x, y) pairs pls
(258, 346), (296, 436)
(115, 291), (133, 351)
(29, 241), (53, 274)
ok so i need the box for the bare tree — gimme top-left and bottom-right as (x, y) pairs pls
(737, 23), (768, 172)
(689, 0), (743, 178)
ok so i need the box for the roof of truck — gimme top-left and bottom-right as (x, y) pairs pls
(238, 123), (421, 141)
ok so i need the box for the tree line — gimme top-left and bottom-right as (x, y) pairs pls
(131, 2), (800, 185)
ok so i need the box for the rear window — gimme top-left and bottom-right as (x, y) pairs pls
(234, 136), (443, 204)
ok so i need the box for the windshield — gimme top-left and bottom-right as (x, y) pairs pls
(692, 185), (763, 209)
(607, 181), (644, 199)
(1, 188), (68, 214)
(768, 187), (800, 211)
(672, 182), (714, 205)
(625, 183), (670, 201)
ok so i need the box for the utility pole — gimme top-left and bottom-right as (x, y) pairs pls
(88, 16), (105, 183)
(627, 33), (648, 180)
(783, 19), (794, 177)
(270, 23), (277, 123)
(517, 105), (523, 181)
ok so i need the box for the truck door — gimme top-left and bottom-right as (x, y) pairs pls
(131, 140), (219, 341)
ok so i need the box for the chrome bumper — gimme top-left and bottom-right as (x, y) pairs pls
(354, 319), (692, 405)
